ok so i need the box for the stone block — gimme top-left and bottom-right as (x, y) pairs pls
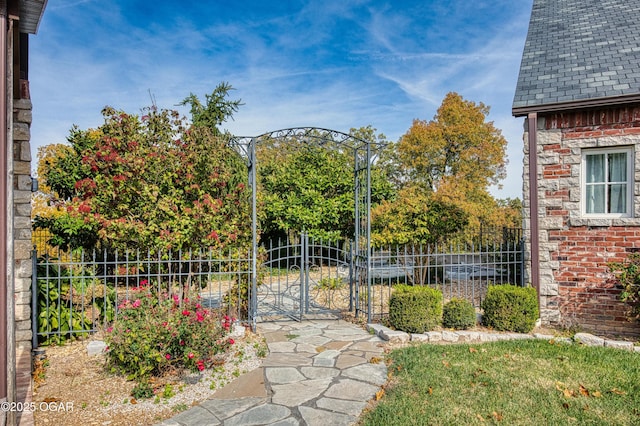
(16, 175), (32, 191)
(533, 333), (556, 340)
(409, 334), (428, 343)
(540, 217), (564, 230)
(16, 141), (31, 161)
(604, 340), (634, 350)
(14, 99), (33, 110)
(14, 303), (30, 321)
(14, 215), (31, 230)
(14, 291), (31, 305)
(14, 277), (31, 293)
(15, 319), (31, 330)
(230, 323), (246, 338)
(441, 331), (459, 342)
(15, 259), (32, 279)
(15, 329), (32, 343)
(15, 202), (32, 217)
(479, 333), (499, 342)
(366, 323), (386, 337)
(574, 332), (605, 347)
(379, 329), (410, 344)
(87, 341), (108, 356)
(425, 331), (442, 342)
(14, 161), (30, 174)
(540, 308), (561, 323)
(15, 228), (31, 240)
(15, 108), (32, 124)
(14, 239), (32, 260)
(13, 189), (31, 203)
(455, 331), (481, 342)
(13, 122), (30, 141)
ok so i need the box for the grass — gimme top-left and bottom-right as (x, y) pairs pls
(360, 339), (640, 425)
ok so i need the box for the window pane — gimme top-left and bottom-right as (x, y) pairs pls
(608, 152), (627, 182)
(586, 184), (605, 213)
(586, 154), (605, 183)
(609, 183), (627, 213)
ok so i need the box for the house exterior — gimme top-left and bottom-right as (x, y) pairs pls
(513, 0), (640, 337)
(1, 1), (46, 426)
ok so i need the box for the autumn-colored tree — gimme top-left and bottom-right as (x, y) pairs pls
(381, 92), (518, 234)
(35, 84), (250, 251)
(397, 92), (507, 193)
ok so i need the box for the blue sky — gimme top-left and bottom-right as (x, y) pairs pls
(30, 0), (533, 199)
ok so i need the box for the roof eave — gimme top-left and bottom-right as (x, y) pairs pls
(512, 93), (640, 117)
(19, 0), (47, 34)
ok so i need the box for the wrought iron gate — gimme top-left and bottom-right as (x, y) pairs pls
(256, 234), (352, 321)
(230, 127), (381, 327)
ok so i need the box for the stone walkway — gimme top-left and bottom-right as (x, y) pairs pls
(157, 319), (387, 426)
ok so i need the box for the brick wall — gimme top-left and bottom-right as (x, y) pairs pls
(523, 105), (640, 337)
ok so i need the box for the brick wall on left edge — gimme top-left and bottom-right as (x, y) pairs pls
(13, 98), (34, 426)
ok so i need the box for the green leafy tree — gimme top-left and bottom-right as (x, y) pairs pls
(257, 126), (393, 242)
(35, 84), (250, 251)
(371, 185), (468, 247)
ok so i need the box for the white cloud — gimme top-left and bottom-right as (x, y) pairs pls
(29, 0), (532, 200)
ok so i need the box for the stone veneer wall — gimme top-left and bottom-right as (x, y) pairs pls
(523, 106), (640, 337)
(13, 98), (34, 426)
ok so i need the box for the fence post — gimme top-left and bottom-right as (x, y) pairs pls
(31, 248), (38, 351)
(520, 236), (526, 287)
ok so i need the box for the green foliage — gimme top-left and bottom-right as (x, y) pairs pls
(608, 253), (640, 321)
(316, 277), (345, 290)
(37, 260), (115, 345)
(371, 186), (468, 246)
(481, 285), (539, 333)
(442, 298), (476, 330)
(104, 283), (235, 389)
(257, 127), (394, 242)
(36, 83), (250, 252)
(180, 82), (242, 131)
(131, 381), (154, 399)
(389, 285), (443, 333)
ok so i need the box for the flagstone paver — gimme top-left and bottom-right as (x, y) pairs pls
(157, 319), (387, 426)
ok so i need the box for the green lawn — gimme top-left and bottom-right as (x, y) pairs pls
(360, 339), (640, 425)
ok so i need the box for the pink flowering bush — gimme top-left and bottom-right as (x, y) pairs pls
(104, 280), (236, 392)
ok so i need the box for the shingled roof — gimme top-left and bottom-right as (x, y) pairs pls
(512, 0), (640, 116)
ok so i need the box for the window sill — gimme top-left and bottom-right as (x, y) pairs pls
(569, 217), (640, 227)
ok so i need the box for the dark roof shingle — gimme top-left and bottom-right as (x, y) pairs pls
(512, 0), (640, 115)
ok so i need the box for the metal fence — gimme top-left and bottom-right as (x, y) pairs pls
(355, 232), (524, 321)
(32, 226), (524, 345)
(32, 247), (252, 346)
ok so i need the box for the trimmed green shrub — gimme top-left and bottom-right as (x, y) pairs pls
(481, 285), (539, 333)
(442, 298), (476, 330)
(389, 285), (443, 333)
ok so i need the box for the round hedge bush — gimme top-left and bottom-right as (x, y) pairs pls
(442, 298), (476, 330)
(389, 285), (442, 333)
(481, 284), (539, 333)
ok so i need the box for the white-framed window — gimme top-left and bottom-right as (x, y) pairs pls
(582, 146), (633, 217)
